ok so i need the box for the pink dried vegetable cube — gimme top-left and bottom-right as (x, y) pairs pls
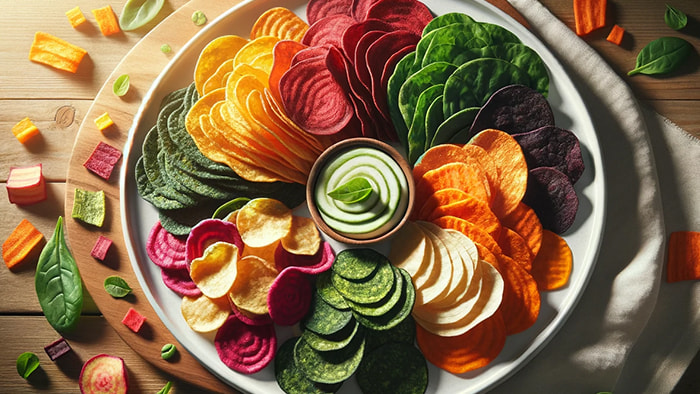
(122, 307), (146, 333)
(91, 236), (113, 261)
(6, 164), (46, 205)
(83, 141), (122, 180)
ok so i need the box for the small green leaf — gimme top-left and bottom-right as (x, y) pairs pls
(191, 10), (207, 26)
(157, 381), (173, 394)
(328, 177), (374, 204)
(112, 74), (130, 97)
(16, 352), (40, 379)
(160, 343), (177, 360)
(119, 0), (165, 31)
(103, 276), (132, 298)
(664, 4), (688, 30)
(628, 36), (692, 76)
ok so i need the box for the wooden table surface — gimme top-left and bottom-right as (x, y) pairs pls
(1, 0), (698, 393)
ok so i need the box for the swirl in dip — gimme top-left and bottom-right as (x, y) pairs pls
(313, 145), (410, 240)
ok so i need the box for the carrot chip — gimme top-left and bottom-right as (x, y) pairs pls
(573, 0), (607, 36)
(606, 24), (625, 46)
(29, 32), (87, 73)
(667, 231), (700, 283)
(2, 219), (44, 269)
(92, 5), (121, 36)
(12, 117), (40, 144)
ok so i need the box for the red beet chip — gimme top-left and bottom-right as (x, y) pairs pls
(279, 56), (355, 136)
(291, 46), (330, 67)
(267, 267), (313, 326)
(307, 0), (352, 25)
(214, 315), (276, 374)
(186, 218), (243, 264)
(523, 167), (579, 234)
(512, 125), (585, 184)
(470, 84), (555, 137)
(302, 14), (356, 48)
(341, 18), (394, 60)
(274, 241), (335, 274)
(365, 0), (434, 36)
(91, 235), (113, 261)
(83, 141), (122, 180)
(351, 0), (383, 21)
(160, 266), (202, 297)
(353, 30), (387, 90)
(230, 302), (273, 326)
(146, 221), (187, 270)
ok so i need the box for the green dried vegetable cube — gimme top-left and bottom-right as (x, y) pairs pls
(72, 188), (106, 227)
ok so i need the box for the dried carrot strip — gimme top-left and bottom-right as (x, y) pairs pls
(531, 229), (573, 290)
(2, 219), (45, 269)
(606, 24), (625, 45)
(667, 231), (700, 283)
(66, 6), (87, 28)
(29, 32), (87, 73)
(92, 5), (121, 36)
(11, 117), (40, 144)
(573, 0), (607, 36)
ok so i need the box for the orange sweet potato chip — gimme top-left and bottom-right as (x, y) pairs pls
(531, 229), (573, 290)
(500, 202), (543, 258)
(666, 231), (700, 283)
(494, 253), (540, 335)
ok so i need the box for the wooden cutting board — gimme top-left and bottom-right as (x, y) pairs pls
(64, 1), (526, 392)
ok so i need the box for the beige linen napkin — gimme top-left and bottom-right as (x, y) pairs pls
(491, 0), (700, 392)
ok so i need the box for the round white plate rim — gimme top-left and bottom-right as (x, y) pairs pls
(119, 0), (606, 393)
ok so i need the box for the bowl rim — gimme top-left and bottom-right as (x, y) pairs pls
(306, 137), (415, 245)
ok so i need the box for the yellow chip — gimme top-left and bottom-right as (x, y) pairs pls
(236, 198), (293, 247)
(194, 35), (249, 95)
(233, 36), (279, 68)
(242, 241), (280, 267)
(180, 294), (231, 333)
(202, 58), (234, 94)
(250, 7), (309, 41)
(189, 241), (239, 299)
(229, 255), (278, 316)
(281, 215), (321, 256)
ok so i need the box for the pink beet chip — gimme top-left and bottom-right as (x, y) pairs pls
(146, 221), (187, 270)
(230, 303), (273, 326)
(90, 235), (113, 261)
(214, 315), (276, 374)
(267, 267), (313, 326)
(121, 307), (146, 333)
(83, 141), (122, 180)
(160, 266), (202, 297)
(186, 219), (243, 264)
(275, 241), (335, 275)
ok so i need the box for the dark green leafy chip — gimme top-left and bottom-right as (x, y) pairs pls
(275, 337), (342, 394)
(332, 248), (385, 281)
(356, 342), (428, 394)
(352, 267), (415, 331)
(302, 293), (354, 337)
(316, 270), (350, 311)
(294, 334), (365, 385)
(331, 260), (395, 305)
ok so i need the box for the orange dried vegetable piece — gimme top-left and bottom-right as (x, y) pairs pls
(66, 6), (87, 28)
(415, 312), (506, 374)
(2, 219), (44, 269)
(667, 231), (700, 283)
(498, 227), (534, 272)
(500, 202), (543, 257)
(606, 24), (625, 46)
(250, 7), (309, 42)
(495, 253), (540, 335)
(426, 194), (502, 239)
(573, 0), (607, 36)
(531, 229), (573, 290)
(92, 5), (121, 36)
(415, 162), (491, 208)
(269, 40), (307, 103)
(29, 32), (87, 73)
(12, 117), (40, 144)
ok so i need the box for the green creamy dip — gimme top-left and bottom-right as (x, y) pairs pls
(314, 147), (409, 239)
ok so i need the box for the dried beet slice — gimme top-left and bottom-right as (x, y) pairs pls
(146, 221), (187, 270)
(523, 166), (579, 234)
(185, 218), (243, 264)
(341, 19), (393, 60)
(267, 267), (313, 326)
(279, 56), (354, 136)
(365, 0), (434, 37)
(307, 0), (352, 25)
(302, 14), (356, 48)
(351, 0), (383, 21)
(214, 315), (276, 374)
(230, 302), (273, 326)
(470, 84), (555, 137)
(353, 30), (387, 90)
(366, 30), (421, 102)
(160, 266), (202, 297)
(512, 125), (585, 184)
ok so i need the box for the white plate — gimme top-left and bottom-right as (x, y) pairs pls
(120, 0), (606, 392)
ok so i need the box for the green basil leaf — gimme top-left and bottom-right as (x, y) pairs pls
(35, 217), (83, 333)
(16, 352), (40, 379)
(103, 276), (132, 298)
(664, 4), (688, 30)
(628, 37), (692, 76)
(112, 74), (130, 97)
(328, 177), (374, 204)
(119, 0), (165, 31)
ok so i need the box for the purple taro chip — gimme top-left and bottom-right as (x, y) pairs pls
(470, 84), (555, 137)
(44, 337), (72, 361)
(523, 167), (579, 234)
(513, 126), (585, 184)
(160, 266), (202, 297)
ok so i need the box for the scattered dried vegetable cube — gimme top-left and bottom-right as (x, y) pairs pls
(29, 31), (87, 73)
(11, 117), (40, 144)
(6, 164), (47, 205)
(94, 112), (114, 131)
(2, 219), (44, 269)
(91, 235), (113, 260)
(606, 24), (625, 46)
(44, 337), (72, 361)
(573, 0), (607, 36)
(122, 307), (146, 333)
(66, 6), (87, 28)
(83, 141), (122, 180)
(667, 231), (700, 282)
(72, 188), (106, 227)
(92, 5), (121, 36)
